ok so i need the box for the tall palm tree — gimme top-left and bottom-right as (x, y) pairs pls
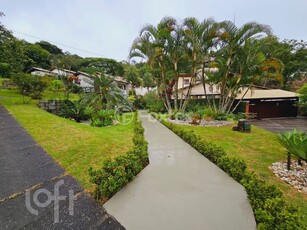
(181, 17), (203, 111)
(215, 21), (271, 113)
(162, 17), (187, 111)
(129, 17), (176, 113)
(81, 74), (128, 109)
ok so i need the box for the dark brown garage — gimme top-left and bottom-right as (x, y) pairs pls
(236, 87), (299, 119)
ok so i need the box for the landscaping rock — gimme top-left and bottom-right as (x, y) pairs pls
(167, 118), (234, 127)
(270, 160), (307, 193)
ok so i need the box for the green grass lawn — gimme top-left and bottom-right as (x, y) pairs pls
(176, 122), (307, 223)
(0, 89), (134, 192)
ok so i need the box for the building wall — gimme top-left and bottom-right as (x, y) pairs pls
(31, 70), (52, 76)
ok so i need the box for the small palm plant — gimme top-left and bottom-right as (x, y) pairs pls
(277, 129), (307, 170)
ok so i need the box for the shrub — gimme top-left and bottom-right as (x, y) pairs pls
(89, 113), (149, 198)
(297, 83), (307, 115)
(143, 90), (164, 113)
(49, 79), (64, 99)
(85, 108), (115, 127)
(12, 73), (50, 99)
(160, 120), (304, 229)
(213, 111), (228, 121)
(59, 100), (89, 122)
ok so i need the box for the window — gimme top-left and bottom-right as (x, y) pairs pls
(184, 79), (190, 85)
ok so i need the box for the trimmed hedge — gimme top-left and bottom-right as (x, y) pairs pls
(89, 113), (149, 199)
(161, 120), (304, 230)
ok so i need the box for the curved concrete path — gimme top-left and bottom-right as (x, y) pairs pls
(104, 111), (256, 230)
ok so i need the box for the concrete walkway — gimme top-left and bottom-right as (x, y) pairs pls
(0, 105), (123, 229)
(104, 111), (256, 230)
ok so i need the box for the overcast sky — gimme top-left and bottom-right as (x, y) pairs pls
(1, 0), (307, 61)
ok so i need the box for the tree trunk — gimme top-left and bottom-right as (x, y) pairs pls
(182, 52), (197, 112)
(160, 62), (172, 114)
(231, 84), (252, 114)
(174, 61), (179, 111)
(201, 62), (211, 108)
(287, 152), (291, 170)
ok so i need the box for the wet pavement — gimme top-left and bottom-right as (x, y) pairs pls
(104, 111), (256, 230)
(0, 105), (124, 230)
(250, 117), (307, 133)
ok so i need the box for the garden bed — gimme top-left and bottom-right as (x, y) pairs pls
(270, 160), (307, 194)
(167, 118), (234, 127)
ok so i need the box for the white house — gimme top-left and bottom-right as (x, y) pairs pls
(28, 67), (56, 77)
(76, 71), (94, 92)
(28, 66), (131, 97)
(50, 67), (77, 77)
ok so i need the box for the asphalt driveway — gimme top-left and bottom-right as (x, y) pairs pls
(0, 105), (124, 229)
(250, 117), (307, 133)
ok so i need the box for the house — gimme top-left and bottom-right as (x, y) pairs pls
(28, 67), (130, 96)
(49, 67), (77, 76)
(27, 67), (56, 77)
(178, 81), (220, 99)
(75, 71), (94, 93)
(235, 87), (298, 119)
(113, 76), (130, 96)
(177, 75), (299, 119)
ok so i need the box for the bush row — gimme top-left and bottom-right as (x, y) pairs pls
(161, 120), (304, 230)
(89, 113), (149, 199)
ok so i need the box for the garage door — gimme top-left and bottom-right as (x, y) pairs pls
(249, 100), (298, 119)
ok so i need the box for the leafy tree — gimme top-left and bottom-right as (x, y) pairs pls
(213, 21), (271, 113)
(138, 65), (155, 90)
(297, 83), (307, 115)
(0, 14), (25, 77)
(259, 36), (307, 89)
(124, 64), (142, 94)
(79, 58), (124, 76)
(49, 79), (64, 99)
(50, 52), (82, 71)
(12, 73), (50, 99)
(35, 40), (63, 55)
(24, 43), (51, 70)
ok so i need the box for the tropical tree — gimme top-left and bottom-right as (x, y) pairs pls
(130, 17), (176, 113)
(0, 14), (25, 77)
(35, 40), (63, 55)
(81, 74), (128, 109)
(139, 64), (155, 91)
(124, 64), (142, 94)
(297, 83), (307, 115)
(212, 21), (271, 113)
(24, 43), (51, 70)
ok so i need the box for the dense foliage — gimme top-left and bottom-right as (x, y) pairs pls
(298, 83), (307, 114)
(12, 73), (50, 99)
(129, 17), (307, 114)
(89, 113), (148, 198)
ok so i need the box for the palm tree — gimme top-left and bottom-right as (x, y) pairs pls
(81, 74), (128, 109)
(129, 17), (176, 114)
(215, 21), (271, 113)
(181, 17), (203, 111)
